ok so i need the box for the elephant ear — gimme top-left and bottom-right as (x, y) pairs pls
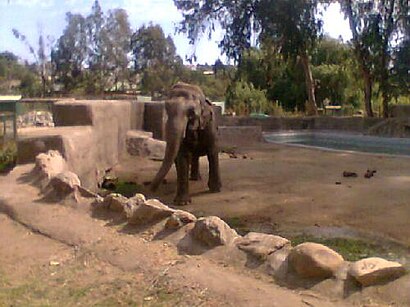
(199, 98), (213, 130)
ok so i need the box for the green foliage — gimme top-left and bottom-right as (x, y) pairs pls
(0, 142), (17, 173)
(290, 234), (407, 262)
(0, 52), (41, 96)
(51, 1), (132, 94)
(174, 0), (323, 114)
(131, 24), (181, 96)
(340, 0), (409, 117)
(226, 80), (271, 115)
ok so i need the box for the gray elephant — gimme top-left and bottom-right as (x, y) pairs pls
(150, 82), (221, 205)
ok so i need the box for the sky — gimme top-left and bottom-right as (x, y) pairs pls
(0, 0), (352, 65)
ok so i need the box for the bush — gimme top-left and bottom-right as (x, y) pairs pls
(226, 80), (272, 115)
(0, 142), (17, 172)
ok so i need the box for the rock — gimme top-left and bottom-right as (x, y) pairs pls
(46, 171), (81, 199)
(165, 210), (197, 229)
(125, 196), (175, 225)
(34, 150), (68, 188)
(349, 257), (406, 286)
(236, 232), (290, 260)
(267, 246), (293, 279)
(288, 242), (344, 279)
(126, 130), (166, 160)
(103, 193), (128, 212)
(191, 216), (239, 247)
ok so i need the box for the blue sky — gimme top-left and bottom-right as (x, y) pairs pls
(0, 0), (352, 64)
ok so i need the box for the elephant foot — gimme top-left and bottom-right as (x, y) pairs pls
(174, 195), (192, 206)
(208, 182), (221, 193)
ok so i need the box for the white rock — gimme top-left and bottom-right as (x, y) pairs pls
(103, 193), (128, 212)
(35, 150), (67, 181)
(236, 232), (290, 260)
(126, 131), (166, 160)
(165, 210), (197, 229)
(46, 171), (81, 199)
(349, 257), (406, 286)
(288, 242), (344, 278)
(125, 196), (175, 225)
(191, 216), (239, 247)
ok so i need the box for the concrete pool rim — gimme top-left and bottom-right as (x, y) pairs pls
(263, 130), (410, 159)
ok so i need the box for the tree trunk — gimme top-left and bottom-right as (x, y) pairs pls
(381, 52), (390, 118)
(361, 67), (374, 117)
(299, 52), (318, 116)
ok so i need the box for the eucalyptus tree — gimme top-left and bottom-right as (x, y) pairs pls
(341, 0), (408, 117)
(104, 8), (132, 91)
(51, 13), (88, 91)
(174, 0), (323, 115)
(85, 0), (108, 93)
(131, 24), (180, 96)
(12, 28), (51, 96)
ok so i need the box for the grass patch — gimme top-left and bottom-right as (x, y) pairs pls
(290, 234), (397, 261)
(223, 216), (251, 235)
(0, 141), (16, 173)
(113, 181), (144, 198)
(100, 179), (144, 198)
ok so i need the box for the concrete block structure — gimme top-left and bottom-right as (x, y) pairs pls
(18, 100), (135, 189)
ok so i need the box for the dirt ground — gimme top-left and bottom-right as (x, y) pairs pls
(118, 142), (410, 248)
(1, 142), (410, 306)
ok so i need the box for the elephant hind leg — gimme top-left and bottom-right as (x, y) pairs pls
(189, 155), (202, 181)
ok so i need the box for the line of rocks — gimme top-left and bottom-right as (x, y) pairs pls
(34, 150), (407, 290)
(93, 191), (406, 288)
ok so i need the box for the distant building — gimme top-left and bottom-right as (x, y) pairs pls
(212, 101), (225, 114)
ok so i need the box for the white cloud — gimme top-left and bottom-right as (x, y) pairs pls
(3, 0), (55, 8)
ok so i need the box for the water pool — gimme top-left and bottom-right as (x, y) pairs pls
(264, 131), (410, 156)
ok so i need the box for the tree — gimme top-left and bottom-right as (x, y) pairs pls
(51, 13), (88, 92)
(341, 0), (408, 117)
(131, 24), (180, 96)
(104, 9), (132, 91)
(226, 80), (270, 115)
(0, 52), (41, 96)
(12, 28), (52, 97)
(85, 0), (107, 94)
(174, 0), (323, 115)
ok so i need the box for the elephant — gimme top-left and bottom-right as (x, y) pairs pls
(150, 82), (222, 205)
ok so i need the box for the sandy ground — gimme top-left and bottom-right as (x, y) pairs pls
(0, 164), (350, 306)
(1, 142), (410, 306)
(118, 142), (410, 248)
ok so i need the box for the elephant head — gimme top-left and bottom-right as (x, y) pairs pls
(150, 82), (207, 191)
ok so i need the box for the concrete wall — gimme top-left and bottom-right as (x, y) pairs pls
(219, 116), (384, 133)
(390, 105), (410, 118)
(18, 100), (134, 189)
(143, 102), (166, 140)
(218, 126), (263, 147)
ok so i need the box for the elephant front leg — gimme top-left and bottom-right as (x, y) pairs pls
(207, 150), (221, 193)
(174, 152), (191, 205)
(190, 154), (202, 181)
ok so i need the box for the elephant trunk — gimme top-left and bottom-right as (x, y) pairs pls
(150, 115), (187, 191)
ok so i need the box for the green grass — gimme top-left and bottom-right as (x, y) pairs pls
(112, 181), (144, 198)
(290, 234), (403, 262)
(0, 141), (16, 173)
(224, 217), (250, 235)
